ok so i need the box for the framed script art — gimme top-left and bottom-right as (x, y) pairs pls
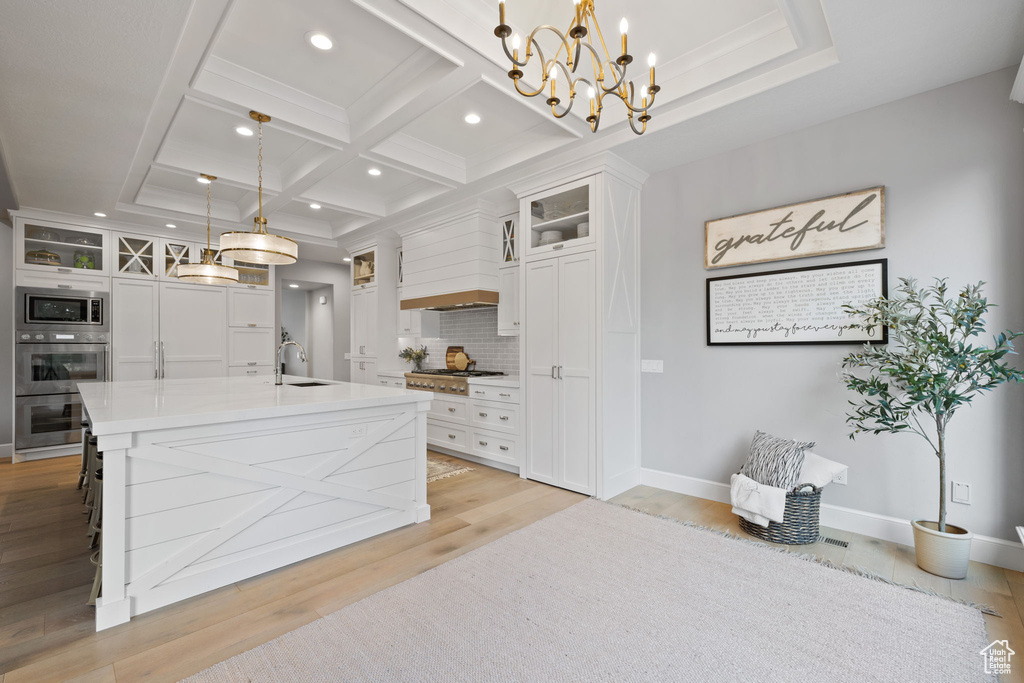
(706, 259), (888, 346)
(705, 186), (885, 269)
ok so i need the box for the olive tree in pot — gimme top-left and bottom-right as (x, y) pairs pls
(841, 278), (1022, 579)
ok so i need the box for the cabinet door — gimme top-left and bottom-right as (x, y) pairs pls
(17, 219), (110, 276)
(522, 176), (596, 259)
(397, 306), (414, 337)
(228, 328), (275, 367)
(159, 282), (227, 378)
(352, 290), (367, 355)
(350, 358), (377, 385)
(159, 238), (194, 280)
(501, 214), (518, 263)
(111, 279), (159, 381)
(557, 252), (596, 496)
(363, 287), (378, 356)
(228, 288), (274, 328)
(524, 258), (559, 486)
(114, 233), (157, 279)
(497, 266), (519, 336)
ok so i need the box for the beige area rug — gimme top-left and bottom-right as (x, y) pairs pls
(425, 456), (473, 483)
(183, 500), (991, 683)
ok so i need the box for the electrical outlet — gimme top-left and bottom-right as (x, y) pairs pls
(641, 359), (664, 373)
(832, 468), (848, 485)
(951, 481), (971, 505)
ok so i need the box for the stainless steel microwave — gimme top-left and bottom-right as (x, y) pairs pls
(18, 287), (107, 330)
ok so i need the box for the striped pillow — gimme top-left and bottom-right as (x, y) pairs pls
(740, 430), (815, 490)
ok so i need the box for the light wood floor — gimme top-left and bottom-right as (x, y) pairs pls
(0, 452), (583, 682)
(610, 485), (1024, 683)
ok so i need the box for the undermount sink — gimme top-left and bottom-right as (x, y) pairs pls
(286, 381), (330, 387)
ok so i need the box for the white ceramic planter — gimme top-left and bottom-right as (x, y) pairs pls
(912, 520), (973, 579)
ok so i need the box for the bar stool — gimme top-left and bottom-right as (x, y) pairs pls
(77, 418), (90, 490)
(87, 547), (102, 606)
(88, 467), (103, 549)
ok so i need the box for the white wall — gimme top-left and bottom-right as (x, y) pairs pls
(640, 67), (1024, 542)
(274, 259), (350, 382)
(307, 286), (334, 380)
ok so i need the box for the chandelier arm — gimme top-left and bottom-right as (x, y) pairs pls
(499, 36), (528, 67)
(575, 41), (607, 86)
(513, 78), (549, 98)
(599, 59), (627, 94)
(525, 25), (574, 63)
(550, 95), (576, 119)
(627, 115), (647, 136)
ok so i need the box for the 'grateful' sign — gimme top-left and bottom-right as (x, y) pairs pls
(704, 186), (885, 269)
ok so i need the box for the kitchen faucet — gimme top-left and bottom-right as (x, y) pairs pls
(275, 341), (307, 385)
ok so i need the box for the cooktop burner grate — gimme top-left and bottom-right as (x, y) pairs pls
(408, 370), (505, 377)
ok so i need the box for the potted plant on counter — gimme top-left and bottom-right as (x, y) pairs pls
(841, 278), (1022, 579)
(399, 345), (429, 372)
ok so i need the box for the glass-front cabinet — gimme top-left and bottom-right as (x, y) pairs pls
(224, 257), (273, 289)
(160, 238), (194, 280)
(114, 233), (157, 278)
(352, 248), (376, 289)
(16, 219), (110, 276)
(522, 176), (596, 258)
(501, 213), (518, 263)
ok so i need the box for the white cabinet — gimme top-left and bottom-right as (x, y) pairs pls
(112, 280), (228, 380)
(113, 233), (158, 279)
(396, 288), (440, 338)
(158, 238), (196, 280)
(15, 218), (111, 277)
(228, 328), (275, 367)
(497, 265), (520, 336)
(501, 213), (518, 263)
(159, 282), (228, 379)
(111, 279), (160, 381)
(350, 358), (378, 385)
(524, 252), (597, 495)
(522, 177), (595, 259)
(351, 287), (378, 357)
(228, 288), (274, 328)
(515, 162), (643, 500)
(224, 257), (274, 289)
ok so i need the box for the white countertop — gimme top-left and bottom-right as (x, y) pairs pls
(79, 375), (429, 436)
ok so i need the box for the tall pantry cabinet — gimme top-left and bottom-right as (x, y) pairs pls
(514, 156), (645, 499)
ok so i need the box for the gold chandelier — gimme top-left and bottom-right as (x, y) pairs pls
(494, 0), (660, 135)
(220, 111), (298, 265)
(177, 174), (239, 285)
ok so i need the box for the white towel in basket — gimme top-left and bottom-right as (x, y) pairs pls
(730, 473), (787, 528)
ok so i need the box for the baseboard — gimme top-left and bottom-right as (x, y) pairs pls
(640, 467), (1024, 572)
(12, 444), (80, 463)
(601, 468), (641, 501)
(0, 443), (11, 463)
(428, 445), (519, 475)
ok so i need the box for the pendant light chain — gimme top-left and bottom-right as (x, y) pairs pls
(206, 178), (212, 246)
(256, 117), (264, 222)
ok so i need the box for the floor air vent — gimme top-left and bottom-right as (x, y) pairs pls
(818, 536), (849, 548)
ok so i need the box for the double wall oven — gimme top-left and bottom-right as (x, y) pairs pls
(15, 287), (109, 450)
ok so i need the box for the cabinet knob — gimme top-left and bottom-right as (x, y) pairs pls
(448, 407), (456, 413)
(500, 415), (509, 421)
(247, 285), (256, 289)
(248, 323), (256, 327)
(479, 441), (488, 446)
(499, 393), (511, 397)
(474, 390), (485, 395)
(58, 284), (72, 289)
(57, 267), (71, 273)
(247, 362), (257, 366)
(448, 434), (456, 439)
(499, 445), (509, 451)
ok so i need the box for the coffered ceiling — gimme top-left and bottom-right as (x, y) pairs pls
(0, 0), (1021, 256)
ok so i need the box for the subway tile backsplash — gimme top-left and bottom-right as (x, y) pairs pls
(410, 307), (519, 375)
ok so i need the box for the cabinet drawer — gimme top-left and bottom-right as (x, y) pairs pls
(427, 422), (468, 450)
(467, 385), (519, 404)
(15, 270), (109, 292)
(228, 365), (274, 377)
(471, 430), (517, 465)
(470, 400), (518, 433)
(228, 288), (274, 328)
(375, 377), (408, 389)
(429, 397), (468, 424)
(228, 328), (275, 366)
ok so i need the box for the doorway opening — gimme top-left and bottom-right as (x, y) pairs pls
(280, 280), (335, 380)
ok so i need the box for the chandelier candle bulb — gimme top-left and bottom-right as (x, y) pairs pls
(649, 52), (656, 84)
(620, 17), (628, 55)
(498, 0), (504, 25)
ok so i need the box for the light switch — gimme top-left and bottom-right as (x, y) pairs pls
(641, 360), (664, 373)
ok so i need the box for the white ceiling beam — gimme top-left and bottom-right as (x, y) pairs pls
(365, 136), (465, 186)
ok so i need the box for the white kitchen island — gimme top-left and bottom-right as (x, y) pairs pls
(78, 375), (431, 631)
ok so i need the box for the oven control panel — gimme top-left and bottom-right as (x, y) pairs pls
(17, 330), (108, 344)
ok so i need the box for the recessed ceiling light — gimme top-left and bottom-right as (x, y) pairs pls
(306, 32), (333, 50)
(368, 168), (382, 176)
(342, 257), (352, 262)
(235, 126), (253, 136)
(165, 223), (177, 229)
(288, 283), (300, 288)
(464, 113), (481, 124)
(93, 212), (106, 217)
(309, 203), (321, 210)
(197, 176), (211, 184)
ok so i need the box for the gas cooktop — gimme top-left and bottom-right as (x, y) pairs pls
(407, 369), (505, 377)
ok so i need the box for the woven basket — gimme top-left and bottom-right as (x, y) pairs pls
(737, 482), (822, 545)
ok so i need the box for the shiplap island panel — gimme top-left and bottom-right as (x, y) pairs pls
(78, 375), (431, 631)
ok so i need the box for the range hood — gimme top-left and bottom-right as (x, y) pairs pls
(400, 206), (501, 311)
(400, 290), (498, 311)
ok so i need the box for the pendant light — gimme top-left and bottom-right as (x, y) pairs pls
(219, 111), (298, 265)
(177, 174), (240, 285)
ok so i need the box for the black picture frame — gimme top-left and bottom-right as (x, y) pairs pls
(706, 258), (889, 346)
